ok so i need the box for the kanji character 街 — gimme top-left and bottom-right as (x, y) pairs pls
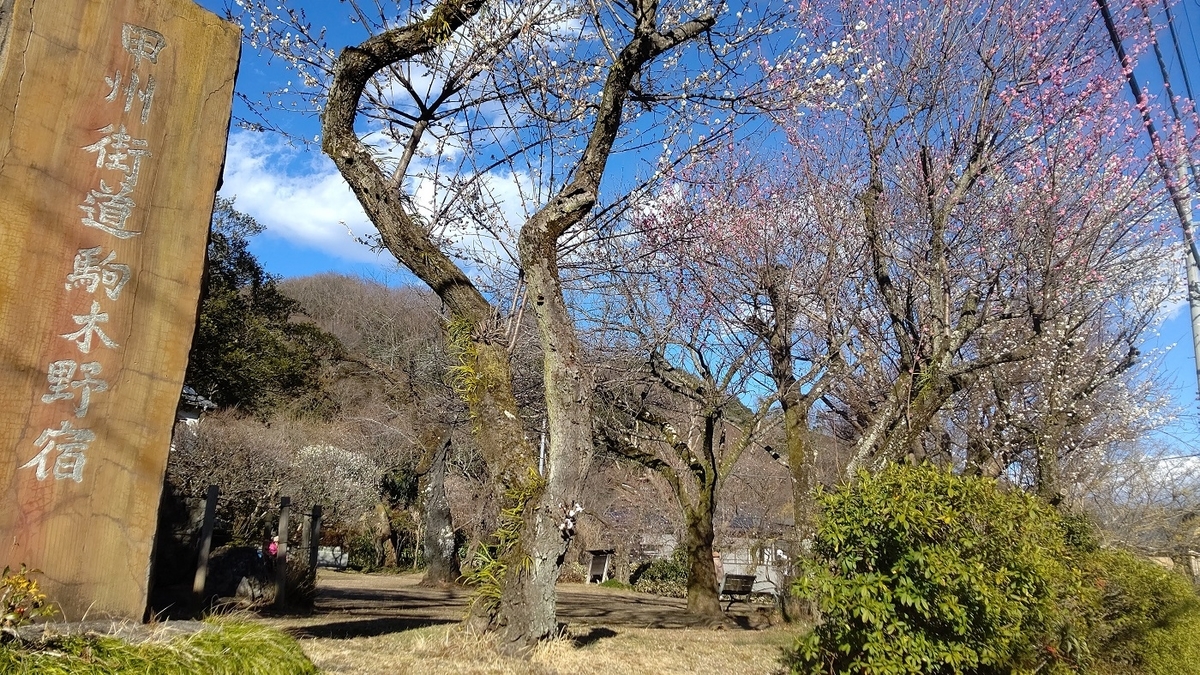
(82, 124), (150, 182)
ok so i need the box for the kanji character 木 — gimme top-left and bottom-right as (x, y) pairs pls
(61, 301), (119, 354)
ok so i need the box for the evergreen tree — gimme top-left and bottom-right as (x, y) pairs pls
(184, 197), (339, 416)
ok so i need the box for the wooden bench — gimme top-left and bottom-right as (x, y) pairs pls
(720, 574), (756, 610)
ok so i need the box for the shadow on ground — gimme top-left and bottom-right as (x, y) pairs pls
(258, 571), (778, 640)
(286, 616), (458, 639)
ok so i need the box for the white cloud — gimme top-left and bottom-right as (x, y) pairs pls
(219, 132), (382, 263)
(219, 130), (540, 288)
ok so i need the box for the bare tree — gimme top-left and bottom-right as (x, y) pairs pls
(233, 0), (781, 644)
(945, 295), (1176, 504)
(627, 0), (1182, 544)
(1078, 440), (1200, 562)
(632, 154), (866, 539)
(760, 0), (1177, 477)
(590, 266), (771, 619)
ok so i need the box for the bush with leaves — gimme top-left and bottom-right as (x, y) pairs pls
(786, 464), (1086, 674)
(0, 566), (55, 639)
(1083, 548), (1200, 674)
(345, 531), (383, 572)
(631, 548), (690, 599)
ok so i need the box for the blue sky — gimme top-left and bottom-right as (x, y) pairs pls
(196, 0), (1200, 457)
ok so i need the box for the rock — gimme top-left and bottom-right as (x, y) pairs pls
(14, 619), (212, 646)
(206, 545), (271, 602)
(236, 575), (269, 602)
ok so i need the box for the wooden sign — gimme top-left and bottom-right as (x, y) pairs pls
(0, 0), (238, 620)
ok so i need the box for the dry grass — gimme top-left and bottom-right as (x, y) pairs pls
(295, 623), (797, 675)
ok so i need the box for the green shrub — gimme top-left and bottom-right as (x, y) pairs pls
(599, 578), (633, 590)
(1083, 549), (1200, 674)
(632, 548), (689, 598)
(785, 464), (1085, 674)
(346, 531), (381, 572)
(0, 621), (316, 674)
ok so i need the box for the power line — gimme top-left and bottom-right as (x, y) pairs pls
(1185, 2), (1200, 68)
(1162, 0), (1197, 103)
(1094, 0), (1200, 406)
(1144, 2), (1198, 189)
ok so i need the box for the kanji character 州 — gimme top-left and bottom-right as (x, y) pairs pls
(103, 71), (156, 125)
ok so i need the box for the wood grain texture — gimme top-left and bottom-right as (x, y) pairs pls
(0, 0), (238, 620)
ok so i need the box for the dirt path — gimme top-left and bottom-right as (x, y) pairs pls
(263, 570), (777, 640)
(254, 571), (794, 674)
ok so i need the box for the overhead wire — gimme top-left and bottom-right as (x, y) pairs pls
(1183, 1), (1200, 69)
(1162, 0), (1197, 103)
(1160, 0), (1199, 197)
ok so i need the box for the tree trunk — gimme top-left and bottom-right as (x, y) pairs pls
(758, 282), (819, 544)
(680, 414), (723, 619)
(494, 490), (560, 649)
(682, 494), (722, 619)
(491, 247), (596, 648)
(420, 435), (460, 585)
(1036, 408), (1067, 507)
(454, 338), (547, 643)
(319, 0), (714, 647)
(966, 437), (1004, 478)
(781, 400), (816, 541)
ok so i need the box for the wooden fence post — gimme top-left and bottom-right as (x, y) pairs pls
(307, 505), (322, 584)
(300, 513), (311, 562)
(191, 485), (219, 602)
(275, 496), (290, 608)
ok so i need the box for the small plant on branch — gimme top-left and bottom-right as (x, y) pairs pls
(462, 468), (546, 616)
(0, 565), (56, 640)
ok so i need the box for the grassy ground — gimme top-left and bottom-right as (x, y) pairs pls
(293, 622), (797, 675)
(0, 620), (317, 675)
